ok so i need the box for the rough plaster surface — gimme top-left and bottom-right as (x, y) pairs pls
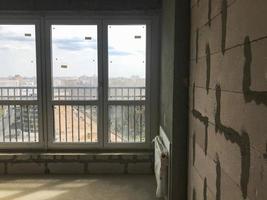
(188, 0), (267, 200)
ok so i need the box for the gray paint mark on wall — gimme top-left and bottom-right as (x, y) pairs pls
(215, 85), (251, 199)
(203, 177), (207, 200)
(215, 154), (221, 200)
(243, 36), (267, 106)
(264, 143), (267, 160)
(206, 43), (211, 94)
(196, 28), (199, 63)
(192, 84), (209, 156)
(193, 132), (196, 166)
(208, 0), (212, 27)
(193, 188), (197, 200)
(221, 0), (227, 54)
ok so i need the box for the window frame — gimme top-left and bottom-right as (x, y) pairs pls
(0, 13), (160, 151)
(45, 18), (104, 150)
(0, 17), (44, 150)
(102, 19), (152, 149)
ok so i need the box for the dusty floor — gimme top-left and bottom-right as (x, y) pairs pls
(0, 175), (157, 200)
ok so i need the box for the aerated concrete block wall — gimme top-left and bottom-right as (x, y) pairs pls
(188, 0), (267, 199)
(0, 154), (153, 175)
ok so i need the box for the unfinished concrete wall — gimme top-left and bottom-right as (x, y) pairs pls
(188, 0), (267, 200)
(0, 153), (153, 175)
(160, 0), (175, 139)
(160, 0), (190, 199)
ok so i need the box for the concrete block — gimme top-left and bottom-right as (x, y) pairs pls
(220, 168), (245, 200)
(88, 163), (124, 174)
(8, 163), (45, 174)
(0, 163), (5, 175)
(247, 149), (267, 200)
(79, 155), (94, 161)
(219, 92), (267, 153)
(190, 114), (207, 153)
(15, 155), (33, 161)
(194, 143), (217, 194)
(48, 163), (84, 174)
(0, 155), (16, 161)
(190, 167), (216, 200)
(128, 163), (153, 174)
(207, 124), (243, 186)
(226, 0), (267, 49)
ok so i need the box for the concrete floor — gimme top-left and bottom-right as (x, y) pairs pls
(0, 175), (157, 200)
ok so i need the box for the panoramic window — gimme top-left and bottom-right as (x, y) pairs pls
(107, 25), (146, 143)
(0, 25), (39, 143)
(0, 19), (155, 149)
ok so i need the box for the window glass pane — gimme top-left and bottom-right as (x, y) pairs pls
(0, 25), (37, 100)
(108, 105), (145, 143)
(0, 105), (39, 143)
(108, 25), (146, 101)
(51, 25), (98, 100)
(53, 105), (97, 143)
(0, 25), (39, 143)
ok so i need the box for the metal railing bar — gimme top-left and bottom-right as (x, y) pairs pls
(78, 105), (80, 142)
(19, 89), (22, 101)
(90, 106), (93, 142)
(21, 106), (24, 142)
(140, 105), (143, 142)
(7, 105), (11, 142)
(71, 105), (74, 142)
(133, 105), (136, 142)
(50, 100), (99, 106)
(1, 105), (5, 142)
(107, 101), (145, 105)
(70, 88), (73, 101)
(27, 105), (30, 142)
(33, 105), (37, 142)
(84, 105), (86, 142)
(0, 100), (38, 105)
(65, 105), (67, 142)
(14, 105), (17, 142)
(64, 88), (67, 101)
(127, 105), (130, 142)
(58, 106), (61, 142)
(121, 105), (124, 142)
(115, 88), (117, 101)
(26, 88), (29, 101)
(115, 106), (117, 143)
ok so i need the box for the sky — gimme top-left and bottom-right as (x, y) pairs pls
(0, 24), (146, 79)
(0, 25), (36, 78)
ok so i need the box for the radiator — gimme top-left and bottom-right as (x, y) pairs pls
(154, 135), (169, 198)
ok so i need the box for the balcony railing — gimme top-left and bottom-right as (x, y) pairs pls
(0, 86), (146, 101)
(0, 86), (146, 143)
(0, 87), (38, 100)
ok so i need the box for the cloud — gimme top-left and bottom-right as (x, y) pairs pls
(108, 47), (133, 56)
(53, 37), (97, 51)
(0, 32), (34, 42)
